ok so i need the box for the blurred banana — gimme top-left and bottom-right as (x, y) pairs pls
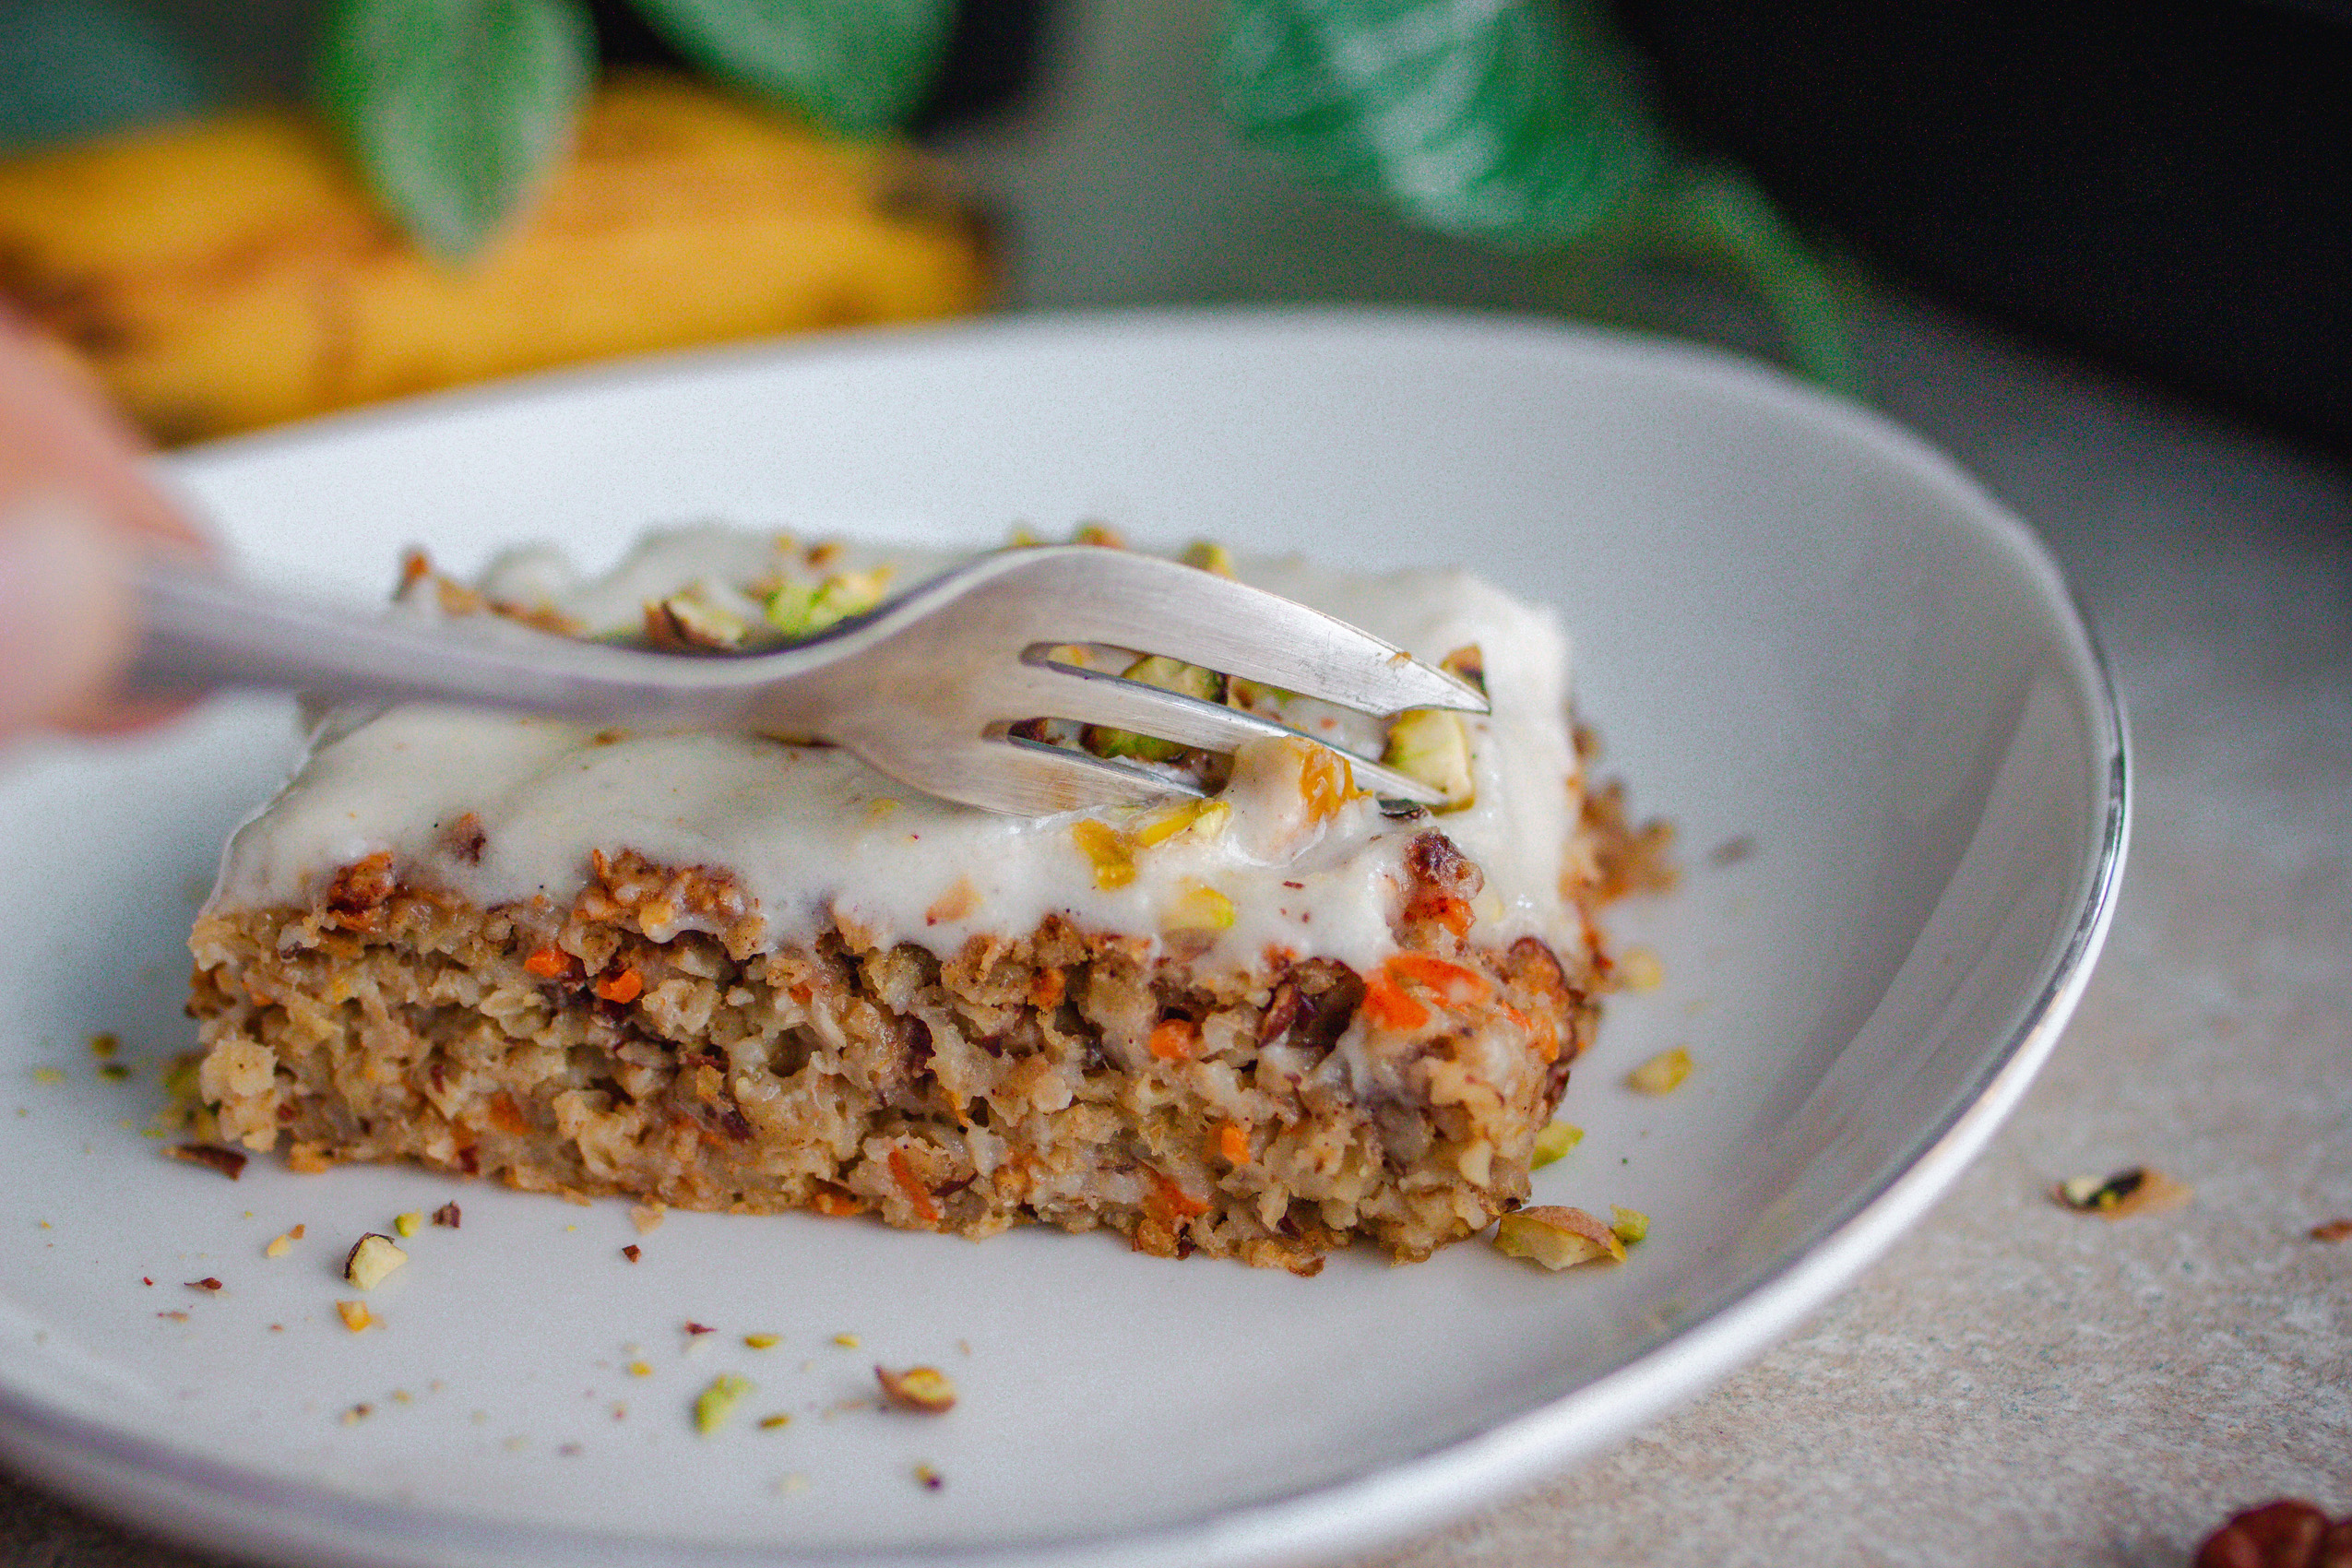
(0, 75), (993, 444)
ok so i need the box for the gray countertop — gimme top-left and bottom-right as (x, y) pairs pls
(6, 3), (2347, 1560)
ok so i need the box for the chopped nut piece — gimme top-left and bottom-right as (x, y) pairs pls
(757, 1412), (792, 1430)
(1071, 522), (1125, 549)
(1070, 818), (1136, 890)
(264, 1230), (298, 1259)
(621, 1244), (642, 1263)
(165, 1144), (247, 1180)
(97, 1063), (131, 1082)
(341, 1403), (372, 1425)
(156, 1310), (188, 1323)
(764, 567), (893, 640)
(626, 1360), (653, 1378)
(2052, 1167), (2193, 1218)
(743, 1333), (779, 1349)
(1084, 653), (1226, 761)
(1610, 1206), (1650, 1244)
(185, 1277), (223, 1294)
(1182, 540), (1236, 576)
(343, 1233), (408, 1289)
(30, 1067), (63, 1085)
(646, 583), (753, 650)
(831, 1332), (861, 1348)
(629, 1203), (666, 1235)
(1439, 644), (1486, 695)
(875, 1364), (958, 1414)
(1626, 1046), (1692, 1095)
(693, 1373), (755, 1434)
(89, 1033), (120, 1060)
(336, 1300), (374, 1332)
(1531, 1123), (1585, 1168)
(1164, 883), (1236, 932)
(912, 1462), (944, 1491)
(1493, 1206), (1627, 1270)
(1617, 946), (1665, 992)
(1383, 708), (1475, 811)
(684, 1321), (716, 1336)
(392, 1211), (423, 1239)
(431, 1203), (460, 1229)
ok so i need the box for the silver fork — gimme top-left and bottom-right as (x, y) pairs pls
(127, 545), (1488, 815)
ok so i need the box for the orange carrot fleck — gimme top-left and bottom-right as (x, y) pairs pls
(523, 946), (567, 979)
(1147, 1019), (1200, 1062)
(594, 968), (644, 1004)
(1386, 952), (1490, 1004)
(1213, 1122), (1249, 1164)
(887, 1148), (942, 1225)
(1361, 971), (1431, 1032)
(487, 1093), (529, 1135)
(1145, 1168), (1211, 1220)
(810, 1186), (862, 1218)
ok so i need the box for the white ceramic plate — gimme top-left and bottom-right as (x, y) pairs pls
(0, 312), (2126, 1568)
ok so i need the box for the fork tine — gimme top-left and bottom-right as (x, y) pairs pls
(968, 550), (1489, 717)
(972, 735), (1204, 815)
(999, 660), (1455, 807)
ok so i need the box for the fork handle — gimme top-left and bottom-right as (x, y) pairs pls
(124, 554), (784, 728)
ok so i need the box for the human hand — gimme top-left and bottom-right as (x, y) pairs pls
(0, 306), (207, 737)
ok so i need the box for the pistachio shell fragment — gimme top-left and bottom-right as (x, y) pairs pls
(1383, 707), (1474, 811)
(1493, 1206), (1626, 1270)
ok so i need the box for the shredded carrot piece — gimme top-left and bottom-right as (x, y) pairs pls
(1360, 971), (1431, 1031)
(810, 1185), (862, 1218)
(594, 968), (644, 1004)
(1147, 1019), (1200, 1062)
(1417, 894), (1475, 937)
(487, 1093), (529, 1135)
(887, 1148), (942, 1225)
(1145, 1168), (1211, 1220)
(1213, 1122), (1249, 1164)
(523, 946), (567, 979)
(1386, 952), (1490, 1004)
(1028, 968), (1066, 1010)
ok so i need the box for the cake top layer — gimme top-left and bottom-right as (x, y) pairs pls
(206, 529), (1581, 971)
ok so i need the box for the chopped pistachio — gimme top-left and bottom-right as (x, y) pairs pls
(913, 1462), (944, 1491)
(831, 1332), (861, 1348)
(392, 1211), (423, 1239)
(1493, 1206), (1626, 1270)
(758, 1413), (793, 1431)
(97, 1063), (131, 1082)
(1087, 654), (1226, 762)
(743, 1333), (780, 1349)
(264, 1228), (301, 1259)
(1182, 540), (1236, 576)
(626, 1360), (653, 1378)
(1165, 884), (1236, 932)
(1618, 946), (1665, 992)
(875, 1364), (958, 1413)
(88, 1033), (120, 1059)
(335, 1300), (374, 1332)
(1072, 522), (1126, 548)
(1626, 1046), (1692, 1096)
(1531, 1123), (1585, 1168)
(2051, 1166), (2192, 1218)
(1132, 797), (1208, 848)
(1610, 1206), (1650, 1244)
(763, 567), (892, 640)
(647, 582), (752, 650)
(30, 1067), (62, 1086)
(1382, 708), (1475, 811)
(343, 1233), (408, 1289)
(1070, 819), (1136, 890)
(693, 1373), (755, 1435)
(1439, 644), (1487, 695)
(1225, 675), (1300, 710)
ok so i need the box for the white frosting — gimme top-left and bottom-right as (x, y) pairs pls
(206, 529), (1581, 974)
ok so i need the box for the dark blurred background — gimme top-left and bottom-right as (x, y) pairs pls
(92, 0), (2352, 457)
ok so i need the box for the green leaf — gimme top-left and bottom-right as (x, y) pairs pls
(316, 0), (594, 260)
(625, 0), (956, 136)
(1217, 0), (1667, 248)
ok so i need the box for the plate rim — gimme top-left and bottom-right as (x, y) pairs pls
(0, 305), (2132, 1568)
